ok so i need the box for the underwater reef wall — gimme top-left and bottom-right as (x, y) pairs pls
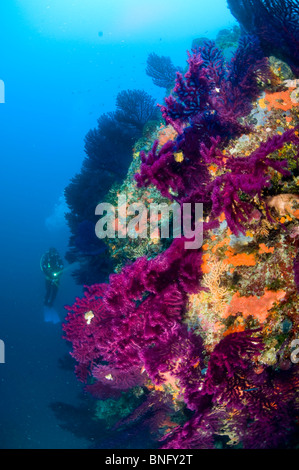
(63, 19), (299, 449)
(64, 90), (160, 285)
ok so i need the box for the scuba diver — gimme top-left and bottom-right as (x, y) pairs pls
(40, 247), (64, 308)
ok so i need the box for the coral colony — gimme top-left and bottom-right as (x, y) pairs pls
(63, 0), (299, 449)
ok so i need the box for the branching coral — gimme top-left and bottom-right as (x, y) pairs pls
(135, 36), (271, 210)
(63, 237), (204, 384)
(161, 330), (299, 448)
(159, 35), (269, 140)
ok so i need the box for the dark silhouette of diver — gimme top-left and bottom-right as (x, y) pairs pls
(40, 247), (64, 307)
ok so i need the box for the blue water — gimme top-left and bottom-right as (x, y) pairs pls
(0, 0), (236, 449)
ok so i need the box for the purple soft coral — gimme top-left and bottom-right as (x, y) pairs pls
(161, 330), (263, 448)
(63, 238), (204, 392)
(135, 36), (270, 208)
(64, 24), (299, 449)
(162, 330), (299, 449)
(202, 128), (299, 234)
(160, 36), (269, 141)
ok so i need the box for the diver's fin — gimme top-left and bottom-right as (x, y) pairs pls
(43, 306), (60, 324)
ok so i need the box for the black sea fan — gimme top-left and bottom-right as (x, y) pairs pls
(114, 89), (160, 131)
(83, 111), (138, 178)
(227, 0), (299, 75)
(146, 52), (183, 89)
(64, 88), (160, 285)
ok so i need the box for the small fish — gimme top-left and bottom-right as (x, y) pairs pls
(243, 387), (259, 392)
